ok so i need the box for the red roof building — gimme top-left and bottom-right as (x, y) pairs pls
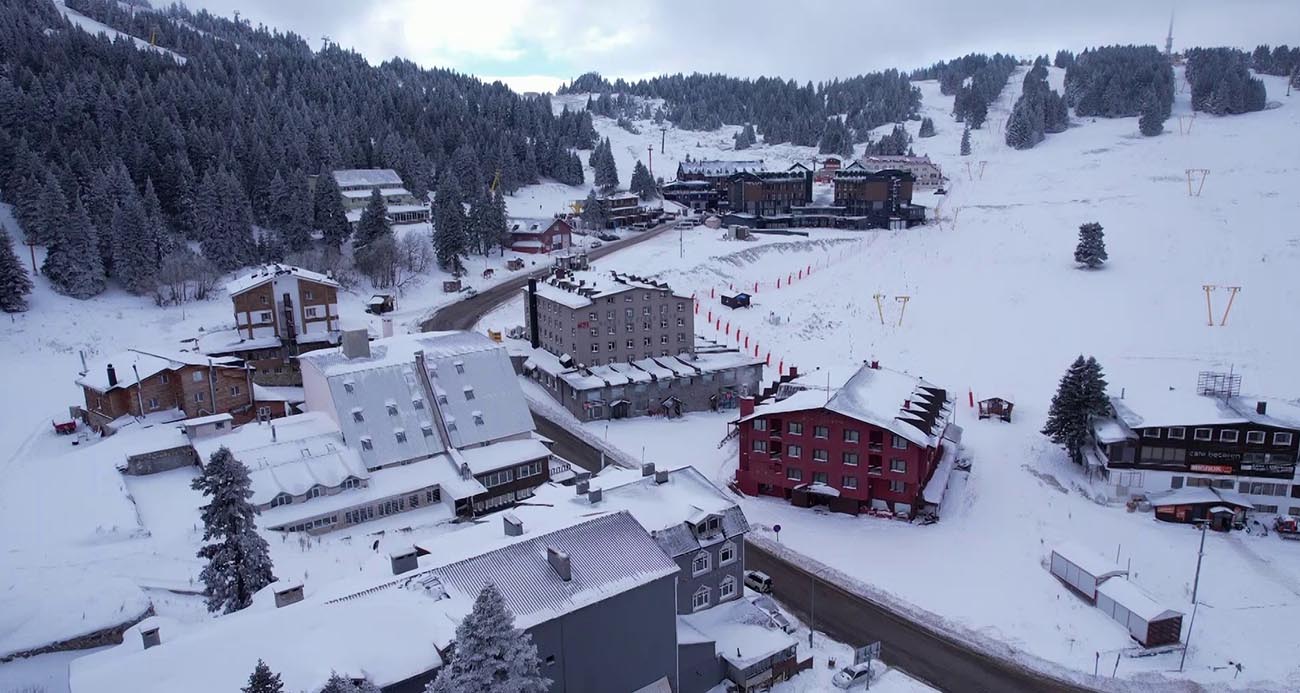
(510, 218), (572, 254)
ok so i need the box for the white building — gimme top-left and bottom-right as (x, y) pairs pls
(331, 168), (429, 226)
(850, 155), (946, 189)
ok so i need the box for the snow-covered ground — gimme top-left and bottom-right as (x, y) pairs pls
(51, 0), (187, 64)
(488, 67), (1300, 690)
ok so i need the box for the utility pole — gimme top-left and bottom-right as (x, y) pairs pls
(648, 144), (654, 178)
(1179, 600), (1200, 672)
(1191, 520), (1207, 603)
(660, 127), (667, 154)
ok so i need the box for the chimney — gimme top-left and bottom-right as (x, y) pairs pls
(342, 329), (370, 359)
(904, 399), (911, 410)
(739, 396), (755, 418)
(382, 317), (394, 338)
(870, 360), (880, 370)
(547, 546), (572, 582)
(527, 279), (541, 349)
(641, 462), (656, 477)
(140, 626), (161, 650)
(576, 479), (590, 495)
(271, 424), (277, 442)
(1257, 401), (1268, 415)
(107, 364), (118, 388)
(503, 513), (524, 537)
(273, 582), (304, 608)
(654, 469), (669, 484)
(789, 366), (798, 378)
(587, 487), (603, 504)
(390, 546), (419, 575)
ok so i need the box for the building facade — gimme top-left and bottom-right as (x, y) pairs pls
(675, 159), (765, 210)
(1091, 381), (1300, 515)
(832, 169), (926, 228)
(727, 170), (813, 217)
(735, 362), (955, 516)
(660, 180), (717, 211)
(332, 168), (429, 226)
(510, 218), (572, 254)
(853, 155), (946, 189)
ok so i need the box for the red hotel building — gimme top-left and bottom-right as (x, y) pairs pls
(735, 362), (956, 516)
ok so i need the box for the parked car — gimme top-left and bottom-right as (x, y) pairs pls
(589, 240), (603, 248)
(460, 286), (478, 297)
(743, 570), (772, 594)
(597, 233), (618, 242)
(832, 662), (873, 689)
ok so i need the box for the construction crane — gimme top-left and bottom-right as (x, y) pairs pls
(489, 169), (501, 194)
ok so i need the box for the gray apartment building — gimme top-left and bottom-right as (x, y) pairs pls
(520, 266), (763, 420)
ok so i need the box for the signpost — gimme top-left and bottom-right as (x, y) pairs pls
(855, 642), (883, 689)
(773, 523), (781, 542)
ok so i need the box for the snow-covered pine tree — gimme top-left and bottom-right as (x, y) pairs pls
(490, 188), (510, 253)
(467, 192), (493, 256)
(242, 659), (284, 693)
(43, 195), (106, 299)
(313, 169), (351, 249)
(1138, 94), (1164, 136)
(191, 446), (275, 615)
(1041, 356), (1089, 465)
(733, 123), (757, 150)
(112, 192), (160, 295)
(1074, 222), (1107, 269)
(426, 584), (548, 693)
(594, 138), (619, 192)
(319, 672), (361, 693)
(629, 160), (657, 200)
(353, 189), (391, 250)
(580, 190), (606, 231)
(142, 178), (179, 262)
(433, 174), (468, 273)
(34, 169), (68, 246)
(0, 228), (34, 312)
(1077, 356), (1110, 423)
(960, 126), (971, 156)
(918, 117), (936, 138)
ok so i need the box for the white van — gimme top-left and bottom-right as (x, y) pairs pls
(743, 570), (772, 594)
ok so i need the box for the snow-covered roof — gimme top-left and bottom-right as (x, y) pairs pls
(456, 438), (551, 475)
(252, 384), (305, 403)
(68, 589), (451, 693)
(679, 597), (799, 670)
(742, 363), (951, 447)
(1091, 416), (1135, 444)
(1109, 391), (1300, 431)
(1096, 578), (1182, 622)
(340, 187), (412, 199)
(524, 345), (760, 394)
(1148, 486), (1254, 509)
(678, 159), (765, 176)
(225, 264), (339, 296)
(331, 168), (404, 189)
(197, 329), (282, 356)
(1051, 540), (1127, 581)
(77, 349), (242, 392)
(527, 268), (689, 310)
(857, 154), (937, 168)
(922, 425), (962, 506)
(300, 332), (534, 468)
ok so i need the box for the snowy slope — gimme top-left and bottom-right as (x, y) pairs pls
(51, 0), (187, 64)
(492, 67), (1300, 689)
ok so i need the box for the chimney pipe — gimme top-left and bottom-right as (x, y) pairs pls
(546, 546), (572, 582)
(341, 329), (370, 359)
(576, 479), (590, 495)
(1257, 401), (1267, 416)
(503, 513), (524, 537)
(390, 547), (419, 575)
(527, 279), (541, 349)
(654, 469), (669, 484)
(107, 363), (118, 388)
(588, 487), (603, 504)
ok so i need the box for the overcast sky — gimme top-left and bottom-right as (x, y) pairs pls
(182, 0), (1300, 92)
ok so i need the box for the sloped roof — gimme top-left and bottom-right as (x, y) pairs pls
(331, 168), (404, 189)
(77, 349), (242, 392)
(1096, 578), (1182, 622)
(678, 159), (765, 176)
(225, 264), (339, 296)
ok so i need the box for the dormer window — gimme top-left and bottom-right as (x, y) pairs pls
(351, 408), (364, 422)
(421, 424), (434, 437)
(412, 398), (425, 410)
(343, 381), (354, 393)
(386, 403), (398, 416)
(473, 413), (484, 426)
(270, 492), (292, 508)
(395, 430), (407, 444)
(464, 387), (475, 401)
(454, 361), (465, 374)
(360, 437), (373, 451)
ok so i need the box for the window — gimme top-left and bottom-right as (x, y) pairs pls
(590, 328), (598, 337)
(719, 576), (736, 600)
(626, 339), (635, 349)
(677, 317), (685, 327)
(589, 312), (597, 321)
(194, 392), (205, 403)
(352, 409), (364, 422)
(260, 295), (268, 305)
(719, 542), (737, 565)
(386, 403), (398, 416)
(1245, 430), (1266, 444)
(889, 480), (905, 493)
(1168, 427), (1186, 440)
(1194, 428), (1212, 441)
(1143, 429), (1161, 438)
(464, 388), (475, 401)
(360, 437), (373, 451)
(788, 422), (803, 435)
(752, 440), (768, 453)
(1171, 476), (1184, 489)
(412, 398), (424, 410)
(812, 449), (828, 463)
(259, 311), (272, 323)
(1276, 432), (1294, 446)
(160, 373), (169, 384)
(752, 418), (768, 431)
(306, 486), (323, 499)
(692, 551), (711, 576)
(843, 452), (859, 466)
(786, 444), (801, 458)
(517, 461), (542, 479)
(1220, 430), (1239, 443)
(678, 333), (686, 342)
(813, 471), (828, 484)
(305, 306), (319, 318)
(890, 458), (907, 473)
(604, 342), (612, 352)
(891, 434), (908, 450)
(814, 425), (829, 439)
(843, 475), (859, 489)
(342, 477), (361, 490)
(192, 371), (204, 383)
(482, 469), (515, 488)
(421, 424), (434, 437)
(786, 467), (803, 481)
(146, 397), (159, 410)
(660, 334), (668, 344)
(343, 381), (354, 393)
(643, 337), (652, 346)
(270, 493), (292, 508)
(844, 429), (860, 443)
(691, 586), (711, 611)
(395, 430), (407, 444)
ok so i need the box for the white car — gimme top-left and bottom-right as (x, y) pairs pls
(589, 240), (603, 248)
(831, 661), (873, 689)
(743, 570), (772, 594)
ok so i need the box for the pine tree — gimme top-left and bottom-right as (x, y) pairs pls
(1138, 95), (1164, 136)
(432, 174), (467, 273)
(426, 584), (548, 693)
(43, 195), (106, 299)
(354, 189), (391, 250)
(580, 190), (606, 231)
(467, 193), (494, 257)
(918, 117), (936, 138)
(112, 192), (160, 295)
(34, 169), (68, 247)
(490, 187), (510, 253)
(191, 446), (275, 615)
(594, 138), (619, 192)
(1074, 222), (1108, 269)
(0, 229), (34, 312)
(1042, 356), (1089, 466)
(960, 126), (971, 156)
(313, 169), (351, 249)
(629, 160), (657, 200)
(733, 123), (757, 150)
(242, 659), (284, 693)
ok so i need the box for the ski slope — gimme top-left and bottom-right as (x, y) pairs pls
(51, 0), (187, 64)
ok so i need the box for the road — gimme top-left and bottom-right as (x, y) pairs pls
(420, 221), (679, 333)
(420, 219), (1100, 693)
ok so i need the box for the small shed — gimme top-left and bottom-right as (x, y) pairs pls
(442, 279), (462, 293)
(1049, 541), (1127, 602)
(366, 294), (396, 314)
(1151, 487), (1252, 526)
(977, 396), (1014, 422)
(506, 258), (526, 271)
(1095, 577), (1183, 647)
(721, 293), (752, 309)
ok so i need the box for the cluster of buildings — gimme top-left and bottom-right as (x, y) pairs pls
(662, 156), (940, 230)
(518, 257), (763, 420)
(70, 463), (811, 693)
(1089, 372), (1300, 522)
